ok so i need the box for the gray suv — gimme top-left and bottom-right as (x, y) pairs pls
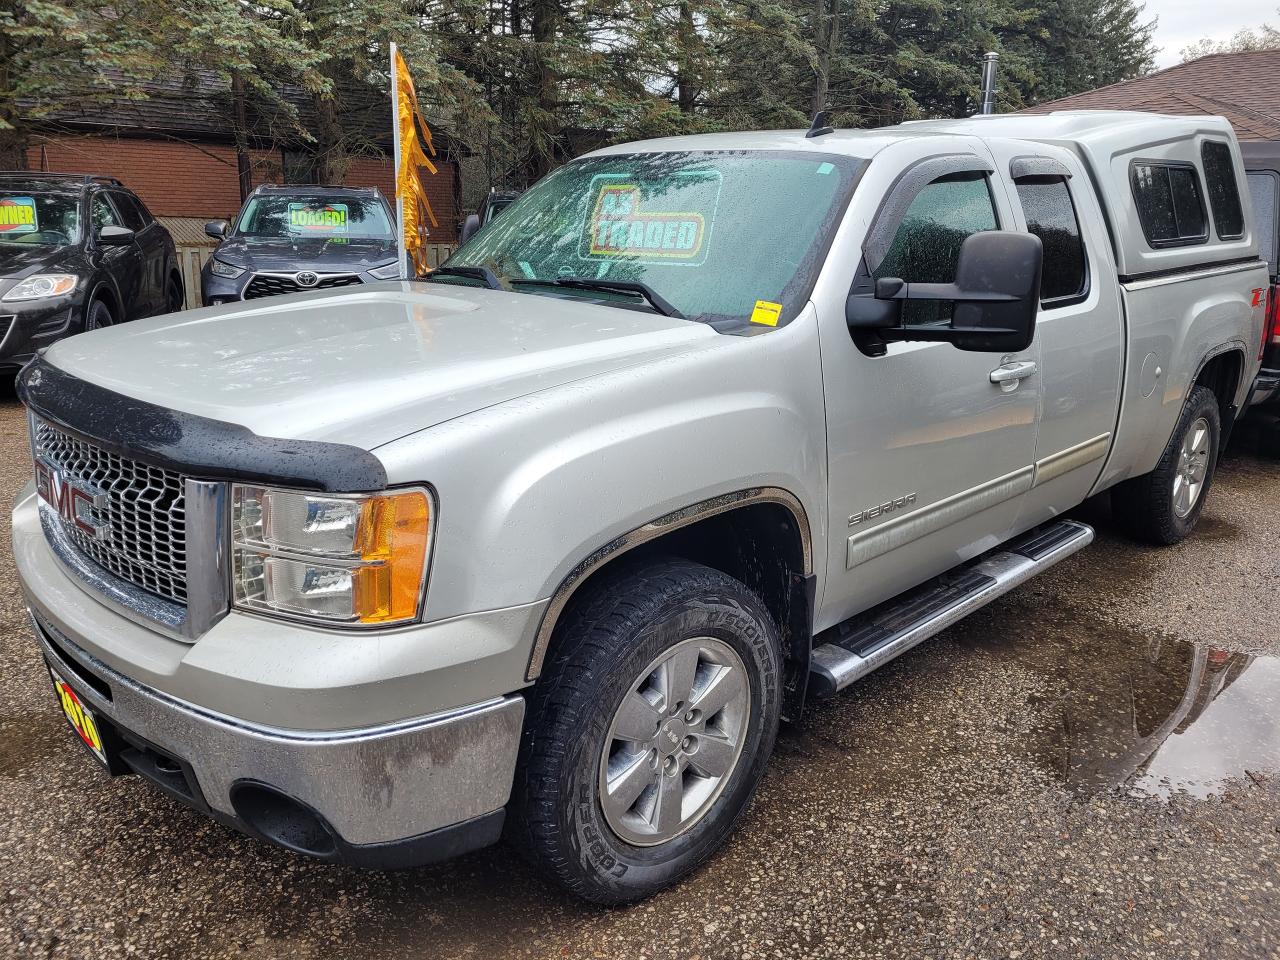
(200, 184), (401, 304)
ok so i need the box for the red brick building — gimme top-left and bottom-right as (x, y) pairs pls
(21, 71), (461, 238)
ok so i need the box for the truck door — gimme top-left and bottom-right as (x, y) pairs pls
(982, 143), (1125, 528)
(815, 141), (1042, 628)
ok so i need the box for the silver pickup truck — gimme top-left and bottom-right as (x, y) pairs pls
(11, 111), (1267, 904)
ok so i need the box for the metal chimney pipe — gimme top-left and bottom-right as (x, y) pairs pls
(979, 51), (999, 115)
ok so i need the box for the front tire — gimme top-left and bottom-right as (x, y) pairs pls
(1112, 384), (1221, 545)
(512, 558), (783, 904)
(85, 299), (114, 331)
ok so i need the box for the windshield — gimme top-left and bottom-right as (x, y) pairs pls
(0, 192), (81, 247)
(235, 195), (394, 241)
(446, 151), (862, 328)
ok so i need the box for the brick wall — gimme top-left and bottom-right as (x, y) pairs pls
(26, 134), (458, 240)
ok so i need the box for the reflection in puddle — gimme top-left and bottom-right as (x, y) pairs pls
(1050, 637), (1280, 800)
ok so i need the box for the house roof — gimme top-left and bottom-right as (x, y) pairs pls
(23, 68), (448, 153)
(1019, 50), (1280, 141)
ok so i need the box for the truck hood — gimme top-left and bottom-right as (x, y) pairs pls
(41, 282), (718, 450)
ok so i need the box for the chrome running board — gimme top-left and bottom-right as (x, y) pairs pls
(809, 520), (1094, 697)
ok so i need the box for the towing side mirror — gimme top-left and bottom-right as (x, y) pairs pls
(97, 225), (137, 246)
(459, 213), (481, 245)
(204, 219), (229, 240)
(847, 231), (1043, 353)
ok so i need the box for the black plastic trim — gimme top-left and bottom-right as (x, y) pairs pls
(1118, 255), (1266, 285)
(17, 356), (388, 492)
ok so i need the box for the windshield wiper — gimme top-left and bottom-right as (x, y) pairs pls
(510, 277), (685, 319)
(425, 265), (505, 290)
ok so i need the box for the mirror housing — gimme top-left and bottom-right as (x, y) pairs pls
(97, 225), (136, 246)
(459, 213), (481, 245)
(847, 231), (1043, 353)
(204, 219), (229, 240)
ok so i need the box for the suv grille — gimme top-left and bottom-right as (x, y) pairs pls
(243, 273), (362, 300)
(33, 419), (188, 605)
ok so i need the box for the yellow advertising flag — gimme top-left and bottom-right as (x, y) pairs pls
(392, 45), (439, 277)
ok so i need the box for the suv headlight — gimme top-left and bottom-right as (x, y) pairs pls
(2, 274), (78, 301)
(231, 484), (433, 626)
(208, 258), (245, 279)
(368, 261), (403, 280)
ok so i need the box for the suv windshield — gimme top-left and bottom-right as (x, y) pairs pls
(0, 192), (81, 247)
(236, 195), (394, 241)
(446, 151), (862, 327)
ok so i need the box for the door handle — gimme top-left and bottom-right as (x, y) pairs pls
(989, 360), (1037, 390)
(990, 360), (1037, 383)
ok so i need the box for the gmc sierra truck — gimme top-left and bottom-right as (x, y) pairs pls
(12, 111), (1267, 904)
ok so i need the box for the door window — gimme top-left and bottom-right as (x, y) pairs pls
(90, 194), (122, 235)
(1014, 176), (1087, 305)
(1130, 161), (1208, 247)
(111, 192), (152, 230)
(873, 173), (998, 326)
(1201, 142), (1245, 240)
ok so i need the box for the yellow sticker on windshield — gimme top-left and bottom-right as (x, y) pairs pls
(750, 300), (783, 326)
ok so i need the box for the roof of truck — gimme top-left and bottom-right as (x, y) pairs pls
(591, 111), (1238, 160)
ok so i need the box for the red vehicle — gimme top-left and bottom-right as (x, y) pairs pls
(1242, 142), (1280, 447)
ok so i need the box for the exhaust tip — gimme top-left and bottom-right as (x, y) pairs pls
(229, 781), (338, 858)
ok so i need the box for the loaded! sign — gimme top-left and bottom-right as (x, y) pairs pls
(0, 196), (38, 234)
(582, 173), (721, 265)
(287, 202), (349, 234)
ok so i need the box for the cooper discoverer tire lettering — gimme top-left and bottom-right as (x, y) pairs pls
(510, 558), (783, 904)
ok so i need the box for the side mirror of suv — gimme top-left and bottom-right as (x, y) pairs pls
(204, 220), (230, 240)
(97, 225), (137, 246)
(459, 213), (481, 245)
(847, 231), (1043, 353)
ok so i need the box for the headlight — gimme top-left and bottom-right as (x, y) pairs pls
(208, 258), (245, 279)
(2, 274), (78, 302)
(368, 261), (403, 280)
(231, 484), (433, 627)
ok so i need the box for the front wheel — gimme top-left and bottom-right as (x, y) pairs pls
(1113, 384), (1221, 545)
(85, 299), (114, 331)
(511, 558), (782, 904)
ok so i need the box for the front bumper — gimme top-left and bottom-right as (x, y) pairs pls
(29, 607), (523, 866)
(13, 479), (534, 867)
(0, 295), (81, 370)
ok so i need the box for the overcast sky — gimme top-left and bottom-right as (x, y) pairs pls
(1146, 0), (1276, 67)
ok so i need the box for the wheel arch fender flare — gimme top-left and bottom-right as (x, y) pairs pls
(524, 486), (815, 685)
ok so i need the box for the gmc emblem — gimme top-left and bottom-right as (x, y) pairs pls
(35, 459), (108, 541)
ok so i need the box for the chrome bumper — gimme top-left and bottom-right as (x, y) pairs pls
(31, 608), (524, 855)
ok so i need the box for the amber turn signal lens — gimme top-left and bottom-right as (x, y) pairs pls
(353, 490), (432, 623)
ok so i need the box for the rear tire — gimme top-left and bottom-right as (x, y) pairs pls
(166, 274), (184, 313)
(511, 558), (783, 904)
(1112, 385), (1221, 545)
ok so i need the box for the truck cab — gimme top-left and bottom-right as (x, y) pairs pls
(11, 112), (1266, 905)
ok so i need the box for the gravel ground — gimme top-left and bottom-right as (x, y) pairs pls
(2, 390), (1279, 960)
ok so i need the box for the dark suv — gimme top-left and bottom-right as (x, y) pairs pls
(0, 173), (181, 376)
(201, 184), (401, 304)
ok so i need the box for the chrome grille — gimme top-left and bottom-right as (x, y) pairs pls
(33, 419), (188, 604)
(243, 272), (362, 300)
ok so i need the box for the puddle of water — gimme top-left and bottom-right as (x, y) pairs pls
(964, 608), (1280, 801)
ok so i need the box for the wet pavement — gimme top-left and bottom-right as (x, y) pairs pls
(2, 389), (1280, 959)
